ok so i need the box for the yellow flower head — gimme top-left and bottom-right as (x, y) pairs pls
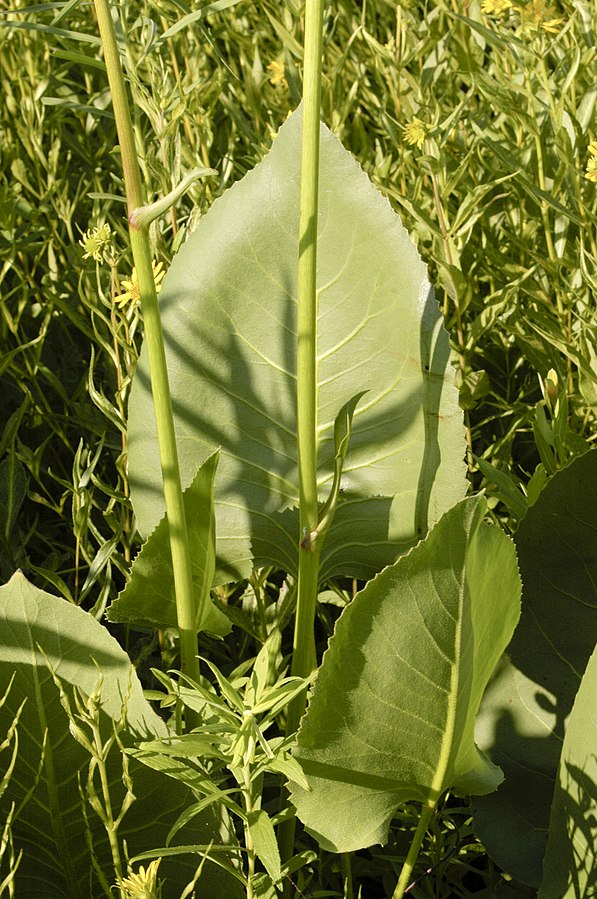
(114, 260), (166, 310)
(540, 15), (565, 32)
(267, 59), (288, 89)
(79, 223), (112, 263)
(481, 0), (512, 15)
(402, 117), (427, 150)
(118, 858), (161, 899)
(585, 140), (597, 183)
(521, 0), (565, 33)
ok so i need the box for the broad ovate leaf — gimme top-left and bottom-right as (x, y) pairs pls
(473, 449), (597, 887)
(290, 496), (521, 852)
(127, 106), (466, 584)
(0, 572), (241, 899)
(539, 645), (597, 898)
(107, 451), (230, 635)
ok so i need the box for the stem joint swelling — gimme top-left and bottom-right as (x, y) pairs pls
(300, 526), (319, 552)
(127, 212), (142, 232)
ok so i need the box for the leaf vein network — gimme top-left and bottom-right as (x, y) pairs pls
(317, 302), (392, 363)
(408, 580), (455, 664)
(221, 460), (297, 501)
(345, 661), (444, 737)
(213, 382), (296, 441)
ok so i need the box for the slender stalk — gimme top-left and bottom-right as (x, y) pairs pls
(291, 0), (325, 691)
(287, 545), (320, 733)
(93, 0), (200, 712)
(392, 804), (435, 899)
(93, 754), (125, 888)
(279, 1), (325, 885)
(242, 766), (256, 899)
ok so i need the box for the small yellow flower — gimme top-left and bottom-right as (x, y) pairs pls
(402, 117), (427, 150)
(118, 858), (162, 899)
(585, 141), (597, 183)
(481, 0), (512, 14)
(113, 261), (166, 309)
(79, 223), (112, 262)
(540, 15), (565, 32)
(521, 0), (565, 33)
(267, 59), (288, 89)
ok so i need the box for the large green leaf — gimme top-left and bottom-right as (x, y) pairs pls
(127, 106), (466, 584)
(473, 450), (597, 888)
(289, 496), (521, 852)
(0, 572), (242, 899)
(539, 645), (597, 898)
(106, 451), (231, 635)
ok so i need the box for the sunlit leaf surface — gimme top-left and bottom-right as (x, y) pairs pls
(290, 497), (521, 852)
(128, 107), (466, 584)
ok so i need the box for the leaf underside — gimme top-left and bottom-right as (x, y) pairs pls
(473, 449), (597, 888)
(127, 106), (466, 585)
(538, 645), (597, 899)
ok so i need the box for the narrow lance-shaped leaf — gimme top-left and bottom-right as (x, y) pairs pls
(127, 106), (466, 584)
(290, 496), (521, 853)
(247, 809), (282, 885)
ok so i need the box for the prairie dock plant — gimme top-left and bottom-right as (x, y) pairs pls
(0, 0), (596, 897)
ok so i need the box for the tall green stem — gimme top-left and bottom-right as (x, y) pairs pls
(93, 0), (200, 713)
(279, 0), (325, 886)
(287, 545), (320, 733)
(291, 0), (325, 694)
(392, 804), (435, 899)
(242, 767), (256, 899)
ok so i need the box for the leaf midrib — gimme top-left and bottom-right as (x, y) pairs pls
(427, 538), (467, 806)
